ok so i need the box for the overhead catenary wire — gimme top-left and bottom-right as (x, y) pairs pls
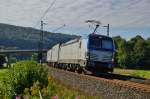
(119, 15), (149, 27)
(84, 0), (143, 32)
(85, 1), (143, 35)
(99, 0), (142, 21)
(33, 0), (144, 33)
(36, 0), (57, 63)
(34, 0), (57, 28)
(52, 24), (66, 33)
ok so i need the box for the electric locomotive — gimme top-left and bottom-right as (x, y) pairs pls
(47, 20), (115, 73)
(87, 34), (115, 72)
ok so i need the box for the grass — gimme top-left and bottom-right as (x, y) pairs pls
(0, 68), (9, 80)
(28, 76), (99, 99)
(114, 68), (150, 79)
(46, 76), (99, 99)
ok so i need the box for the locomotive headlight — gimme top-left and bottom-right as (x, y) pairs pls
(112, 58), (114, 63)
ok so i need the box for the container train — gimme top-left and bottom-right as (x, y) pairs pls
(47, 33), (115, 73)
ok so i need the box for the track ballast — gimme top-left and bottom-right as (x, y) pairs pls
(48, 67), (150, 99)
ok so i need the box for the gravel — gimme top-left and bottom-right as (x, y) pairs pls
(48, 68), (150, 99)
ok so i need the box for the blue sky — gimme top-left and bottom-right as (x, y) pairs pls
(0, 0), (149, 40)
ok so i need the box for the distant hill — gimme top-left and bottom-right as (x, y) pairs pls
(0, 23), (78, 50)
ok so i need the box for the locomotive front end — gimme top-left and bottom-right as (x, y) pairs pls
(87, 34), (115, 72)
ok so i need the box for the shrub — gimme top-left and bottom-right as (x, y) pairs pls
(30, 81), (40, 96)
(9, 60), (48, 95)
(0, 55), (5, 68)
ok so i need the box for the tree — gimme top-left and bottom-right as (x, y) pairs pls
(143, 38), (150, 69)
(113, 36), (128, 68)
(128, 35), (147, 69)
(113, 35), (150, 69)
(0, 55), (5, 68)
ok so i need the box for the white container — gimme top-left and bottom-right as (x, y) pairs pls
(59, 38), (87, 67)
(47, 44), (60, 62)
(47, 49), (52, 62)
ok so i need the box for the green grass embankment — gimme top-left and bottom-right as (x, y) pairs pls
(114, 68), (150, 79)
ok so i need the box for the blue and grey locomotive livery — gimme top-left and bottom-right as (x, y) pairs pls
(47, 34), (115, 73)
(87, 34), (115, 72)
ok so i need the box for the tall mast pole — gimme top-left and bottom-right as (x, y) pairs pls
(107, 24), (109, 36)
(103, 24), (109, 36)
(38, 21), (44, 63)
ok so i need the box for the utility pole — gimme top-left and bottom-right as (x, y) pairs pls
(103, 24), (109, 36)
(38, 21), (44, 63)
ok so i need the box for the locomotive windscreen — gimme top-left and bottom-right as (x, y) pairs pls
(102, 40), (113, 49)
(88, 35), (114, 51)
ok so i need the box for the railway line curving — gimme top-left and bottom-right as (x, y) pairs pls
(48, 67), (150, 99)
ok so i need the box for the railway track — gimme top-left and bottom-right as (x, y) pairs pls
(91, 72), (150, 85)
(48, 67), (150, 99)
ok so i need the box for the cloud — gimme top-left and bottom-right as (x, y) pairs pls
(0, 0), (150, 33)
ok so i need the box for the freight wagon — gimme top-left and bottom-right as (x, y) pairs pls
(47, 34), (115, 73)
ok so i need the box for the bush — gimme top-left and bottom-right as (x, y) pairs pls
(0, 55), (5, 68)
(9, 61), (48, 96)
(0, 72), (12, 99)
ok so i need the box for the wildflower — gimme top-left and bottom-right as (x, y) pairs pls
(24, 95), (29, 99)
(76, 96), (80, 99)
(51, 95), (59, 99)
(15, 96), (20, 99)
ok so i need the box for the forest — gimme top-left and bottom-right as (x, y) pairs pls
(113, 35), (150, 70)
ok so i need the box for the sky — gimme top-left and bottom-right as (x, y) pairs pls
(0, 0), (150, 40)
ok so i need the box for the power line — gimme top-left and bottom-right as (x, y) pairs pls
(99, 0), (142, 20)
(118, 15), (149, 27)
(52, 24), (66, 33)
(95, 1), (144, 30)
(34, 0), (57, 28)
(84, 1), (143, 29)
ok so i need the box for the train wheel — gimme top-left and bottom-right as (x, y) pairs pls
(78, 68), (82, 74)
(66, 64), (70, 71)
(60, 64), (62, 69)
(70, 64), (75, 72)
(63, 64), (67, 70)
(76, 65), (82, 74)
(64, 64), (67, 70)
(81, 67), (87, 75)
(54, 63), (56, 68)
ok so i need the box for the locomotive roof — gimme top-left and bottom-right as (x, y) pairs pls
(61, 37), (82, 46)
(89, 34), (112, 39)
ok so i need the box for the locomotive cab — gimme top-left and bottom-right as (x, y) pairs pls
(87, 34), (115, 72)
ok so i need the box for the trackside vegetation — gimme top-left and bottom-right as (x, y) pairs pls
(0, 61), (98, 99)
(114, 68), (150, 79)
(114, 35), (150, 70)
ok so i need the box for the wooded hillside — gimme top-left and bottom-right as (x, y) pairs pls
(0, 23), (78, 50)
